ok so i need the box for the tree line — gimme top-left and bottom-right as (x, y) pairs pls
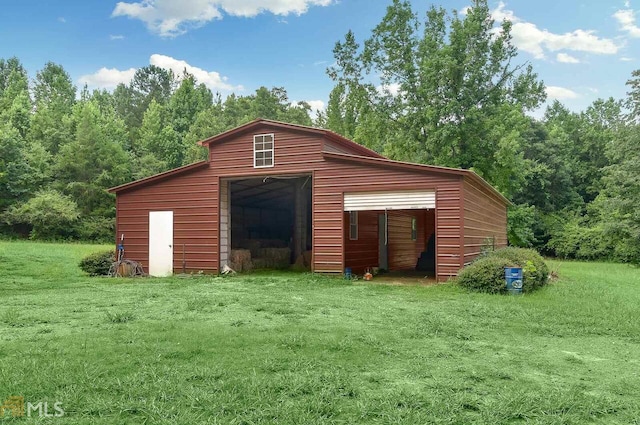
(1, 0), (639, 264)
(0, 59), (313, 241)
(318, 0), (639, 263)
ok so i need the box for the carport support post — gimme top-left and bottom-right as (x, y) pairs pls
(293, 179), (306, 260)
(220, 179), (230, 270)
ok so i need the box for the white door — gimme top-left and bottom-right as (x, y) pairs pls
(149, 211), (173, 276)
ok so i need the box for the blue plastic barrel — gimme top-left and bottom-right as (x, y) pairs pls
(505, 267), (523, 295)
(344, 267), (352, 280)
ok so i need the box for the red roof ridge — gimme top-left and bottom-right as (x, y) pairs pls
(197, 118), (385, 159)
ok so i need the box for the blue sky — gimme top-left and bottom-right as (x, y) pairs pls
(1, 0), (639, 116)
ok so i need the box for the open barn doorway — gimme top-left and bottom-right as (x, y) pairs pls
(342, 189), (437, 283)
(223, 175), (312, 272)
(344, 209), (435, 278)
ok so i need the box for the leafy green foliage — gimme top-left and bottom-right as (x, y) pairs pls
(2, 189), (79, 239)
(74, 217), (116, 243)
(457, 256), (513, 294)
(321, 1), (640, 265)
(507, 204), (536, 247)
(169, 74), (212, 136)
(56, 100), (131, 220)
(79, 249), (115, 276)
(0, 56), (323, 241)
(458, 247), (548, 293)
(489, 247), (549, 292)
(0, 43), (639, 266)
(539, 206), (614, 261)
(0, 124), (30, 210)
(588, 102), (640, 264)
(327, 0), (545, 195)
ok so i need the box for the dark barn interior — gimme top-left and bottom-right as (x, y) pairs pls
(229, 175), (312, 270)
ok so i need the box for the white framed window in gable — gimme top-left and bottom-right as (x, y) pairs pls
(254, 133), (274, 168)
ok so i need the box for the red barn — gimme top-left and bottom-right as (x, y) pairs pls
(109, 119), (508, 281)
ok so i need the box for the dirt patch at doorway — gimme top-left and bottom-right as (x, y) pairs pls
(353, 270), (439, 287)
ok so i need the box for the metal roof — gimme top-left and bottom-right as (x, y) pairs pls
(198, 118), (386, 160)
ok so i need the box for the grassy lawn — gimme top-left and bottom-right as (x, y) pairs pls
(1, 241), (639, 424)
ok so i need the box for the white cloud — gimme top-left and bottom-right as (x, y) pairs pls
(58, 17), (66, 23)
(491, 2), (521, 23)
(110, 34), (125, 40)
(556, 53), (580, 63)
(546, 86), (579, 100)
(112, 0), (334, 37)
(78, 54), (243, 92)
(313, 60), (328, 66)
(376, 83), (401, 96)
(149, 54), (243, 91)
(78, 67), (137, 90)
(613, 8), (640, 37)
(290, 99), (325, 117)
(490, 2), (619, 59)
(305, 100), (325, 115)
(621, 56), (634, 61)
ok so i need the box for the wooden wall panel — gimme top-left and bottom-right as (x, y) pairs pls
(323, 139), (356, 155)
(343, 210), (378, 274)
(387, 211), (425, 270)
(425, 209), (435, 243)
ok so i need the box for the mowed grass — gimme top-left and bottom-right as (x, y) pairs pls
(1, 241), (639, 424)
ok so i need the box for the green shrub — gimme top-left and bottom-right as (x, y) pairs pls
(457, 247), (549, 294)
(79, 250), (115, 276)
(545, 214), (614, 261)
(457, 256), (514, 294)
(2, 189), (79, 240)
(74, 217), (115, 242)
(490, 247), (549, 292)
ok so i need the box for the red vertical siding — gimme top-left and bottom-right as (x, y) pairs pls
(435, 183), (465, 280)
(115, 167), (218, 273)
(207, 126), (326, 270)
(113, 121), (504, 281)
(462, 177), (508, 265)
(316, 158), (463, 281)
